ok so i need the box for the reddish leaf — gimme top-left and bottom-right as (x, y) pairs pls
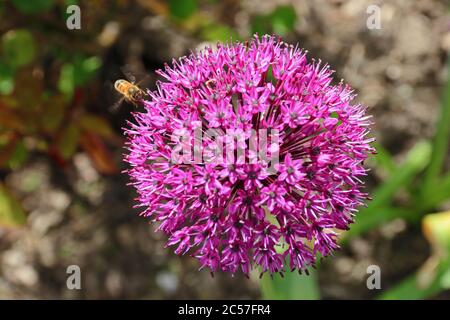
(0, 106), (26, 132)
(0, 136), (18, 168)
(79, 131), (118, 175)
(79, 113), (117, 141)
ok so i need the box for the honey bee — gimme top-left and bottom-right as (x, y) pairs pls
(110, 66), (149, 112)
(114, 79), (146, 104)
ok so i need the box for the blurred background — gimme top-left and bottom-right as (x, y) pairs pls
(1, 0), (450, 299)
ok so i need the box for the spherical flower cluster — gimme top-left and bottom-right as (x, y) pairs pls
(124, 35), (374, 276)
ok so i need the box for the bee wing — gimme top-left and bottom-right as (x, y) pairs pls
(121, 64), (153, 89)
(120, 64), (137, 83)
(135, 75), (153, 98)
(105, 79), (115, 92)
(109, 96), (126, 113)
(104, 80), (124, 113)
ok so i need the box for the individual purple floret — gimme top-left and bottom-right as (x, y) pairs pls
(124, 35), (374, 277)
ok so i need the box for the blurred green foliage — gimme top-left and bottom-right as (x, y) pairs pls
(11, 0), (55, 14)
(380, 211), (450, 299)
(169, 0), (198, 19)
(251, 5), (297, 36)
(352, 59), (450, 299)
(261, 268), (320, 300)
(0, 183), (27, 227)
(258, 46), (450, 302)
(0, 0), (121, 229)
(58, 55), (102, 99)
(2, 29), (36, 69)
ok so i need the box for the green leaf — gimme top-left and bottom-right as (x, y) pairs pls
(251, 5), (298, 36)
(0, 62), (15, 95)
(379, 251), (450, 299)
(58, 63), (75, 98)
(202, 24), (239, 42)
(260, 269), (320, 300)
(79, 114), (116, 139)
(7, 140), (29, 170)
(370, 141), (430, 208)
(41, 96), (66, 133)
(58, 124), (80, 160)
(422, 173), (450, 210)
(371, 142), (397, 175)
(344, 141), (431, 240)
(251, 15), (272, 35)
(58, 56), (101, 98)
(169, 0), (197, 19)
(271, 5), (297, 35)
(440, 268), (450, 289)
(422, 58), (450, 198)
(378, 265), (446, 300)
(0, 183), (27, 227)
(344, 207), (415, 241)
(380, 212), (450, 299)
(11, 0), (54, 14)
(74, 55), (102, 86)
(266, 64), (276, 85)
(1, 29), (36, 68)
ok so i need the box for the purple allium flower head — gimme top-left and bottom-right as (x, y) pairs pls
(124, 35), (375, 276)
